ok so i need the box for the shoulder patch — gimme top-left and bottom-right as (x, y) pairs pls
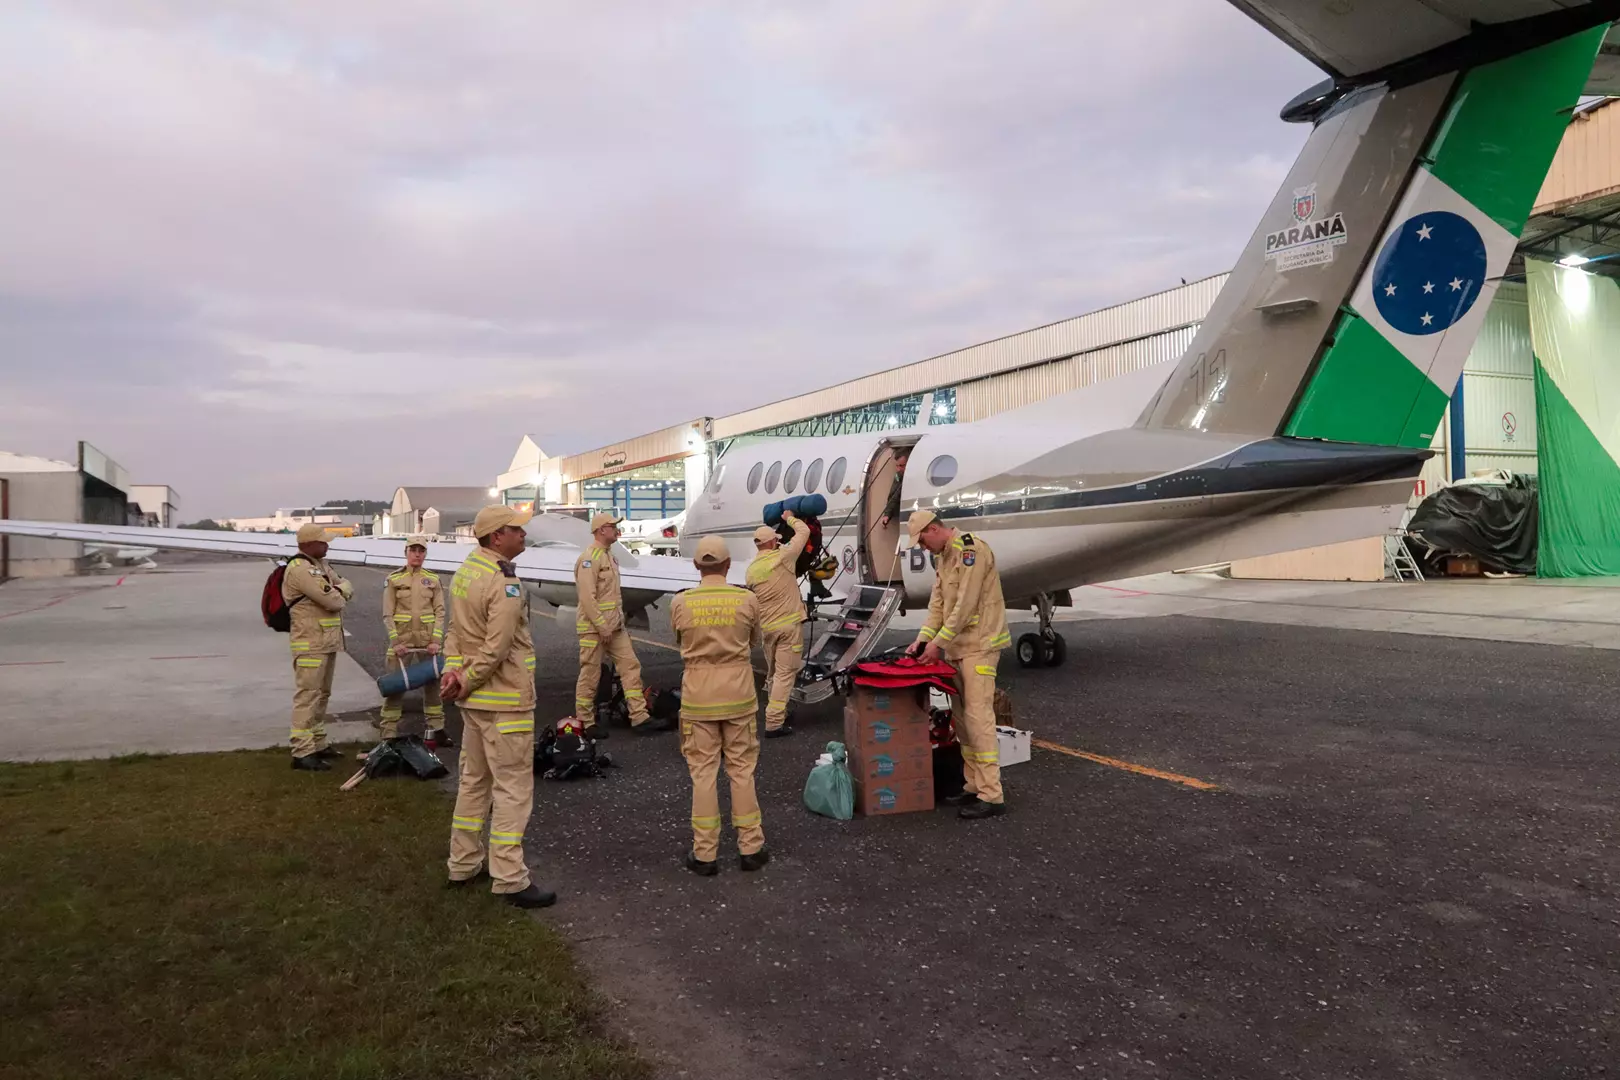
(962, 550), (976, 567)
(504, 583), (521, 598)
(582, 560), (592, 569)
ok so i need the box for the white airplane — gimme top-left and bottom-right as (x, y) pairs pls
(618, 513), (684, 556)
(84, 542), (159, 570)
(4, 1), (1616, 676)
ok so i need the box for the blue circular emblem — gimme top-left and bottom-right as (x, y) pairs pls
(1370, 210), (1487, 336)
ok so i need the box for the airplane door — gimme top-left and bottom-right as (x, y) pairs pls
(862, 443), (906, 584)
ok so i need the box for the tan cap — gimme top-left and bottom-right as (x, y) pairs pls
(472, 504), (533, 538)
(406, 534), (430, 549)
(752, 526), (778, 545)
(906, 509), (940, 541)
(296, 523), (331, 544)
(694, 535), (730, 567)
(589, 512), (622, 532)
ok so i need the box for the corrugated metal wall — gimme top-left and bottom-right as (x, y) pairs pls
(1461, 281), (1537, 476)
(1534, 99), (1620, 212)
(955, 325), (1199, 422)
(558, 419), (707, 482)
(710, 275), (1227, 439)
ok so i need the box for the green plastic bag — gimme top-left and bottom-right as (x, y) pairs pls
(803, 741), (855, 820)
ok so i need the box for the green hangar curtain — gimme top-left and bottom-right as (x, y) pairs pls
(1525, 257), (1620, 577)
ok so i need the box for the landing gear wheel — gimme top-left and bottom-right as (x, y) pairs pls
(1016, 633), (1044, 669)
(1040, 632), (1066, 668)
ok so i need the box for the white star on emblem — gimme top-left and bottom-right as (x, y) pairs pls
(1384, 283), (1397, 296)
(1423, 281), (1434, 294)
(1421, 312), (1433, 326)
(1417, 224), (1433, 241)
(1449, 277), (1463, 291)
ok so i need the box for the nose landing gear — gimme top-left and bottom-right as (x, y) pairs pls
(1015, 592), (1067, 669)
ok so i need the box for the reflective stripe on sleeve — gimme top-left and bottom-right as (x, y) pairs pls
(974, 665), (997, 677)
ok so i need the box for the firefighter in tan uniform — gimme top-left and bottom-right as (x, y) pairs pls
(283, 523), (354, 771)
(746, 511), (810, 738)
(438, 506), (555, 909)
(906, 510), (1012, 819)
(573, 513), (667, 734)
(671, 536), (769, 875)
(378, 535), (451, 744)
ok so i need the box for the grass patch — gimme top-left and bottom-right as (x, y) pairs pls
(0, 751), (649, 1080)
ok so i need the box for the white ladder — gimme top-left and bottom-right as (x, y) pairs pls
(1385, 530), (1425, 582)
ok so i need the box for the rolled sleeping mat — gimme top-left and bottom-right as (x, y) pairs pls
(762, 493), (829, 526)
(376, 654), (445, 698)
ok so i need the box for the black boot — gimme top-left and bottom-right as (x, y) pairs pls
(291, 755), (331, 772)
(942, 789), (977, 807)
(503, 883), (558, 909)
(314, 745), (343, 760)
(634, 716), (677, 735)
(763, 724), (794, 739)
(958, 799), (1006, 820)
(446, 868), (490, 889)
(684, 852), (719, 877)
(739, 848), (771, 872)
(583, 724), (609, 741)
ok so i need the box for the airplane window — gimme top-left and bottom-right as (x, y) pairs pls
(927, 455), (958, 487)
(765, 461), (782, 494)
(710, 465), (726, 493)
(784, 460), (802, 493)
(826, 457), (847, 493)
(804, 458), (824, 493)
(747, 462), (763, 494)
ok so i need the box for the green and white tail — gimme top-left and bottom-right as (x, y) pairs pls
(1139, 21), (1611, 449)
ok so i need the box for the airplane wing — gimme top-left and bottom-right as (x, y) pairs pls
(1230, 1), (1619, 89)
(0, 520), (730, 592)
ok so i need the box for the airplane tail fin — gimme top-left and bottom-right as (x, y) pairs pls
(1138, 20), (1609, 449)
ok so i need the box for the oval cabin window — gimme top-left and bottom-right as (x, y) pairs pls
(826, 457), (847, 494)
(784, 460), (803, 494)
(927, 455), (958, 487)
(747, 462), (763, 494)
(765, 461), (782, 494)
(803, 458), (824, 493)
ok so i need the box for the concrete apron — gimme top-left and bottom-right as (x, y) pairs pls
(0, 563), (380, 762)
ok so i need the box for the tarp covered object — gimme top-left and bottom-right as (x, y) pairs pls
(1526, 258), (1620, 577)
(1406, 474), (1539, 574)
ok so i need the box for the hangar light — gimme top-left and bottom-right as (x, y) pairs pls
(1559, 253), (1591, 267)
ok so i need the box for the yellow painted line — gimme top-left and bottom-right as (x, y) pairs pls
(1032, 738), (1219, 791)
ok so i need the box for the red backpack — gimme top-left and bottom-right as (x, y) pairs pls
(261, 556), (306, 632)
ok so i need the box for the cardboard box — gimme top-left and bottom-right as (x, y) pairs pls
(852, 741), (933, 785)
(843, 686), (931, 756)
(996, 725), (1031, 768)
(854, 774), (935, 816)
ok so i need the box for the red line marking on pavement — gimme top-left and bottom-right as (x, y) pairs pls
(150, 654), (227, 661)
(0, 660), (64, 667)
(1086, 583), (1150, 597)
(0, 576), (127, 620)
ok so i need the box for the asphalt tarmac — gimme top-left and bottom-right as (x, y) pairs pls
(340, 567), (1619, 1080)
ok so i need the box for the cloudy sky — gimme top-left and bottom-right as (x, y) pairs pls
(0, 1), (1321, 518)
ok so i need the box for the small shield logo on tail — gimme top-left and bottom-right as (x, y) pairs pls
(1292, 185), (1317, 223)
